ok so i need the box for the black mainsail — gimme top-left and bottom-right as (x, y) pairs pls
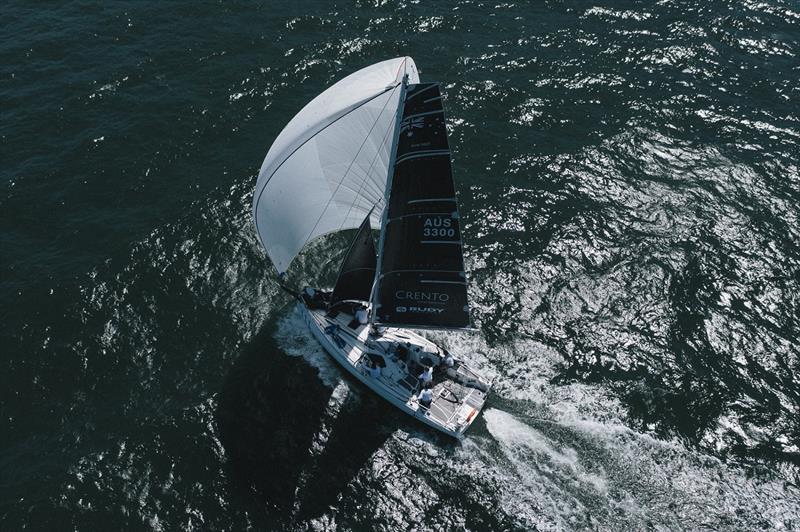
(372, 82), (470, 329)
(331, 214), (377, 304)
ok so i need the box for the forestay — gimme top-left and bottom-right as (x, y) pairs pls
(252, 57), (420, 273)
(373, 83), (471, 329)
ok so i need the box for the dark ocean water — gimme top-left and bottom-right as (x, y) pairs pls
(2, 1), (799, 530)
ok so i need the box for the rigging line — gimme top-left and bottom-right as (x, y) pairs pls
(335, 57), (410, 228)
(339, 168), (385, 206)
(334, 154), (383, 212)
(311, 176), (381, 205)
(253, 82), (400, 245)
(339, 88), (401, 230)
(361, 98), (403, 191)
(335, 60), (408, 233)
(353, 111), (399, 208)
(301, 83), (400, 249)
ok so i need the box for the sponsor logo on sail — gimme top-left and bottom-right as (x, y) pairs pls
(395, 290), (450, 304)
(396, 306), (445, 314)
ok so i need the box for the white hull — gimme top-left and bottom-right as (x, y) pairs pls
(301, 303), (490, 439)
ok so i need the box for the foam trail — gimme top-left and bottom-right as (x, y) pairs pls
(478, 404), (800, 530)
(481, 408), (608, 529)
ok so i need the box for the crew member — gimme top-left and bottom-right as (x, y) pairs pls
(442, 351), (457, 378)
(355, 305), (369, 325)
(443, 351), (455, 369)
(368, 362), (381, 379)
(418, 365), (433, 387)
(418, 387), (433, 408)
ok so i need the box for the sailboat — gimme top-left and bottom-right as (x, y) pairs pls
(252, 57), (491, 438)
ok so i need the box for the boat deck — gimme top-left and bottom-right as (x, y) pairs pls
(304, 305), (488, 436)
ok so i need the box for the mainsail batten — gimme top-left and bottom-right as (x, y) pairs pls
(372, 82), (471, 329)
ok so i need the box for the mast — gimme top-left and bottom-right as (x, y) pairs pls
(370, 75), (409, 324)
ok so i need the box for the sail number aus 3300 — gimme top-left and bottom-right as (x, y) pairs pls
(422, 217), (456, 238)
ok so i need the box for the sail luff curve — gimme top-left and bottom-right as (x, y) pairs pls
(252, 57), (420, 274)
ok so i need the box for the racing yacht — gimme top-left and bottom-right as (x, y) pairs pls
(252, 57), (491, 438)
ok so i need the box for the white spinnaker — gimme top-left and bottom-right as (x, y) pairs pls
(253, 57), (420, 273)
